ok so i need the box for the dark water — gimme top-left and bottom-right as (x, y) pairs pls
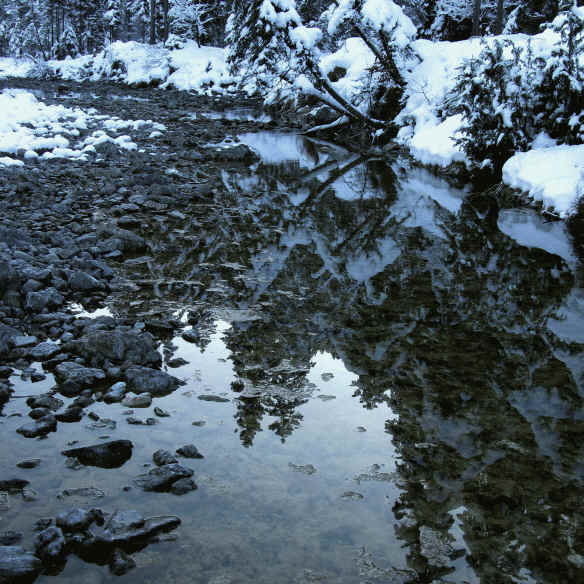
(3, 129), (584, 584)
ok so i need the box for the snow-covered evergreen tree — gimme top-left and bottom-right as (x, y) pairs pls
(169, 0), (212, 45)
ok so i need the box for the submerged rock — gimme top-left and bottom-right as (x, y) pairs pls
(61, 440), (133, 469)
(56, 508), (103, 532)
(34, 526), (66, 564)
(135, 463), (194, 492)
(110, 548), (136, 576)
(0, 546), (41, 583)
(96, 511), (180, 545)
(176, 444), (204, 459)
(16, 414), (57, 438)
(121, 392), (152, 408)
(153, 449), (178, 466)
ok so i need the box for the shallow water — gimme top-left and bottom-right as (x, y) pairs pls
(2, 122), (584, 583)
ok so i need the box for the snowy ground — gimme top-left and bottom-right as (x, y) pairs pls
(0, 88), (165, 167)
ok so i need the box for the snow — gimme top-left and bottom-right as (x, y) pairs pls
(502, 145), (584, 217)
(0, 58), (34, 79)
(397, 32), (559, 171)
(163, 43), (232, 92)
(0, 88), (164, 166)
(409, 114), (467, 168)
(361, 0), (416, 48)
(290, 26), (322, 51)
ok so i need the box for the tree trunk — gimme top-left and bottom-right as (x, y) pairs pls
(149, 0), (156, 44)
(121, 0), (129, 42)
(495, 0), (505, 35)
(162, 0), (169, 42)
(473, 0), (481, 36)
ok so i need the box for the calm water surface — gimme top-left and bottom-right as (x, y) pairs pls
(2, 131), (583, 584)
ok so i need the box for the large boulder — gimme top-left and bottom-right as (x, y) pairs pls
(64, 328), (161, 368)
(0, 324), (19, 356)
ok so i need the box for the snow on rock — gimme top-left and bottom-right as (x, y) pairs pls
(409, 114), (467, 168)
(163, 43), (232, 92)
(502, 145), (584, 218)
(0, 88), (164, 166)
(0, 57), (34, 79)
(46, 41), (232, 93)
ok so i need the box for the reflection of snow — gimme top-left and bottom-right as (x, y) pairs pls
(346, 237), (401, 282)
(547, 288), (584, 344)
(497, 209), (576, 267)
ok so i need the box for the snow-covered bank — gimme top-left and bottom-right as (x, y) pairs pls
(48, 41), (232, 93)
(396, 29), (583, 217)
(0, 88), (165, 166)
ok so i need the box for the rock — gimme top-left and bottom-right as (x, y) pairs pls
(29, 407), (51, 420)
(125, 366), (180, 397)
(55, 406), (84, 423)
(170, 478), (197, 495)
(34, 526), (66, 563)
(210, 144), (259, 163)
(26, 395), (63, 411)
(197, 394), (230, 403)
(69, 271), (105, 292)
(25, 288), (64, 312)
(121, 392), (152, 408)
(0, 546), (41, 583)
(12, 336), (38, 349)
(54, 362), (106, 396)
(65, 328), (161, 368)
(167, 357), (188, 368)
(153, 450), (178, 466)
(96, 512), (180, 545)
(0, 324), (19, 356)
(61, 440), (133, 469)
(0, 533), (22, 546)
(110, 548), (136, 576)
(27, 341), (60, 361)
(288, 463), (317, 475)
(0, 479), (29, 492)
(0, 366), (13, 379)
(135, 463), (193, 492)
(176, 444), (204, 459)
(16, 459), (41, 469)
(103, 382), (127, 403)
(56, 508), (103, 532)
(154, 407), (170, 417)
(16, 414), (57, 438)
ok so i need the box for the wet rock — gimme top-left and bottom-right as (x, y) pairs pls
(170, 478), (197, 495)
(0, 366), (13, 379)
(121, 392), (152, 408)
(61, 440), (133, 469)
(16, 414), (57, 438)
(191, 420), (206, 427)
(100, 227), (146, 253)
(0, 479), (29, 492)
(29, 407), (51, 420)
(167, 357), (188, 368)
(16, 459), (41, 469)
(27, 341), (60, 361)
(125, 365), (180, 396)
(54, 361), (106, 396)
(109, 548), (136, 576)
(197, 394), (229, 403)
(135, 463), (194, 492)
(176, 444), (204, 459)
(69, 271), (105, 292)
(55, 406), (84, 423)
(26, 395), (63, 411)
(0, 324), (19, 355)
(0, 546), (41, 583)
(103, 381), (127, 403)
(210, 144), (259, 163)
(288, 463), (317, 475)
(34, 526), (66, 563)
(153, 449), (178, 466)
(154, 406), (170, 417)
(65, 328), (161, 368)
(96, 511), (180, 545)
(0, 533), (22, 546)
(12, 336), (38, 348)
(56, 508), (103, 532)
(25, 288), (64, 312)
